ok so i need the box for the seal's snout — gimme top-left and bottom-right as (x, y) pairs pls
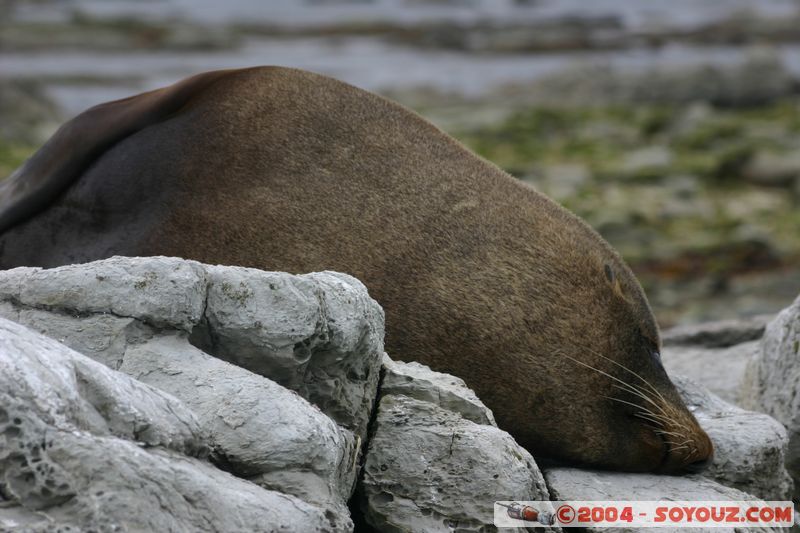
(684, 454), (713, 473)
(681, 428), (714, 473)
(660, 422), (714, 474)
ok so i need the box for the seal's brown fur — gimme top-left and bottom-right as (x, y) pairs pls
(0, 67), (712, 472)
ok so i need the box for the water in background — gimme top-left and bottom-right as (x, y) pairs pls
(5, 0), (800, 113)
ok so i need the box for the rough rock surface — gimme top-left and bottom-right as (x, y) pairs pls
(120, 333), (359, 514)
(544, 468), (776, 533)
(741, 293), (800, 499)
(0, 256), (386, 531)
(380, 355), (496, 426)
(359, 358), (554, 533)
(0, 256), (208, 331)
(198, 265), (385, 436)
(2, 255), (796, 531)
(0, 317), (204, 456)
(0, 317), (336, 532)
(674, 376), (792, 501)
(0, 256), (384, 437)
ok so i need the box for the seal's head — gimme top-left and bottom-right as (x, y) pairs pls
(570, 257), (714, 474)
(468, 196), (714, 473)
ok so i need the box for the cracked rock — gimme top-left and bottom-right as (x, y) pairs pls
(381, 355), (496, 426)
(120, 332), (358, 522)
(0, 317), (336, 532)
(199, 265), (385, 437)
(358, 359), (553, 533)
(0, 256), (385, 439)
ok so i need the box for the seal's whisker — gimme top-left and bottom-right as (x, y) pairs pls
(584, 346), (667, 407)
(565, 354), (668, 417)
(581, 345), (667, 405)
(636, 413), (671, 426)
(610, 384), (671, 418)
(634, 409), (670, 421)
(604, 395), (645, 411)
(669, 426), (692, 442)
(664, 442), (690, 451)
(634, 406), (676, 423)
(609, 380), (660, 403)
(640, 422), (662, 433)
(561, 349), (661, 408)
(563, 353), (654, 402)
(566, 354), (703, 464)
(662, 438), (691, 451)
(633, 405), (684, 437)
(604, 396), (665, 423)
(665, 435), (689, 448)
(610, 398), (691, 455)
(654, 429), (686, 439)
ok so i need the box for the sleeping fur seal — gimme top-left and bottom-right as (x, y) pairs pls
(0, 67), (712, 472)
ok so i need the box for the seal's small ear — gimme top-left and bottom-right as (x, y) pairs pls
(604, 263), (632, 303)
(604, 263), (615, 284)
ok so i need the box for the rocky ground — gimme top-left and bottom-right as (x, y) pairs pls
(0, 256), (797, 531)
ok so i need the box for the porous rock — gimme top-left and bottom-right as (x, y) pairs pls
(120, 333), (358, 516)
(0, 317), (334, 532)
(381, 355), (496, 425)
(0, 256), (385, 438)
(0, 256), (387, 530)
(200, 265), (385, 436)
(359, 359), (553, 533)
(741, 293), (800, 499)
(1, 414), (336, 532)
(0, 316), (204, 455)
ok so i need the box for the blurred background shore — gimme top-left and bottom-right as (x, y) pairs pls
(2, 0), (800, 327)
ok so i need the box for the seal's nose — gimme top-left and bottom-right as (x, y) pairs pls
(658, 423), (714, 474)
(683, 454), (713, 473)
(686, 429), (714, 471)
(678, 427), (714, 473)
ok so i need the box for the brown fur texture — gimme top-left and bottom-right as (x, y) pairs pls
(0, 67), (712, 472)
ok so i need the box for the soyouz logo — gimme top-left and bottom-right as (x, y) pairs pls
(494, 501), (795, 528)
